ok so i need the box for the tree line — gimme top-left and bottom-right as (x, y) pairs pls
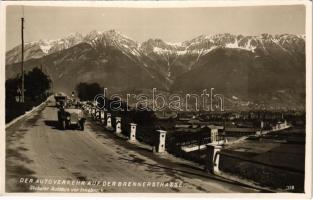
(6, 67), (51, 123)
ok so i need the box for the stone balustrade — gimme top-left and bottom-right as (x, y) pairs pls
(85, 104), (170, 156)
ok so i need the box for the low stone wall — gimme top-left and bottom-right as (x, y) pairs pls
(83, 104), (166, 153)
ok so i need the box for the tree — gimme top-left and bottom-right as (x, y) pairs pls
(24, 67), (51, 101)
(6, 67), (51, 102)
(5, 78), (20, 102)
(75, 82), (102, 101)
(5, 67), (51, 123)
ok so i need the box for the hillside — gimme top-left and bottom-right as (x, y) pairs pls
(6, 31), (306, 110)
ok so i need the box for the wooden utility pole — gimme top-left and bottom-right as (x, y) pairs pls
(21, 17), (25, 103)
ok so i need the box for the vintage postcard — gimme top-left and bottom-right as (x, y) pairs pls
(0, 0), (312, 198)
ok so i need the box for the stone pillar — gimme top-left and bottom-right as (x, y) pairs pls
(92, 108), (96, 120)
(210, 128), (218, 144)
(156, 130), (167, 153)
(95, 109), (99, 120)
(106, 113), (112, 128)
(96, 109), (100, 120)
(100, 110), (105, 124)
(129, 123), (137, 143)
(115, 117), (122, 134)
(206, 145), (222, 174)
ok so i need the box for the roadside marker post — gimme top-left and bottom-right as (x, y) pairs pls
(156, 130), (167, 153)
(206, 144), (222, 174)
(115, 117), (122, 134)
(128, 123), (137, 143)
(100, 110), (105, 124)
(106, 113), (112, 128)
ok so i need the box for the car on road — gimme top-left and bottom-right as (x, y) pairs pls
(54, 92), (68, 108)
(57, 103), (86, 131)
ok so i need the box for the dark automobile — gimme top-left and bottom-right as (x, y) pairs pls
(57, 103), (86, 130)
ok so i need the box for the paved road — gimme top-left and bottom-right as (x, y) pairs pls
(6, 99), (259, 193)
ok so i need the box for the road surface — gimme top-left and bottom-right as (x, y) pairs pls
(6, 99), (259, 193)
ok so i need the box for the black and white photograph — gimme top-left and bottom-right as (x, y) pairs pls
(1, 1), (312, 196)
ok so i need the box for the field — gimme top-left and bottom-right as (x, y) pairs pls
(219, 127), (305, 192)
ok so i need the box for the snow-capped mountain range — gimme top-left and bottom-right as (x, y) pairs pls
(5, 30), (306, 110)
(6, 30), (305, 66)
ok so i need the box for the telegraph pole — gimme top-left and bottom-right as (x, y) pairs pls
(21, 17), (25, 103)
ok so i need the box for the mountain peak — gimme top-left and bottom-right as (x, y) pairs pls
(65, 32), (83, 40)
(6, 31), (305, 65)
(5, 31), (305, 110)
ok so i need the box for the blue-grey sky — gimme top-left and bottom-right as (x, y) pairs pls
(6, 5), (306, 50)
